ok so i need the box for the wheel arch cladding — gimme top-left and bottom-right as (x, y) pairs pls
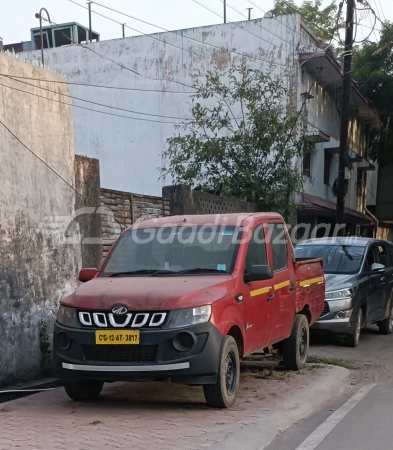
(227, 325), (244, 358)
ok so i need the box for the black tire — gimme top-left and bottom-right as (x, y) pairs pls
(379, 304), (393, 335)
(344, 308), (362, 347)
(64, 380), (104, 401)
(203, 336), (240, 408)
(282, 314), (309, 370)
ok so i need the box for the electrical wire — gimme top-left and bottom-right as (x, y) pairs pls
(191, 0), (222, 20)
(0, 118), (86, 201)
(217, 0), (293, 47)
(276, 0), (345, 48)
(0, 80), (179, 124)
(67, 1), (292, 69)
(371, 0), (386, 24)
(39, 13), (193, 90)
(84, 0), (293, 61)
(0, 74), (188, 121)
(95, 0), (293, 47)
(0, 74), (195, 94)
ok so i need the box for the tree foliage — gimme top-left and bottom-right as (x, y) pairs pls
(352, 22), (393, 166)
(272, 0), (344, 44)
(161, 67), (315, 213)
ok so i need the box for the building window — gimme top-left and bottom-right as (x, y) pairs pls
(303, 153), (312, 177)
(324, 151), (332, 185)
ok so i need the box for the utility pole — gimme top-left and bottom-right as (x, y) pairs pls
(122, 23), (126, 38)
(336, 0), (355, 230)
(87, 1), (92, 43)
(223, 0), (227, 23)
(247, 7), (253, 20)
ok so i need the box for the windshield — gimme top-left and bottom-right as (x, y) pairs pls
(295, 244), (365, 275)
(101, 226), (243, 276)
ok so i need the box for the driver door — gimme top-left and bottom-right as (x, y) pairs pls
(243, 224), (272, 354)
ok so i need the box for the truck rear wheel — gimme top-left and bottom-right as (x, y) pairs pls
(203, 336), (240, 408)
(64, 380), (104, 401)
(282, 314), (309, 370)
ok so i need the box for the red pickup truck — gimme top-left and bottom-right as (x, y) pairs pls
(54, 213), (324, 408)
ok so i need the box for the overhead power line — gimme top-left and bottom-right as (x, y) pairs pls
(276, 0), (344, 48)
(39, 12), (193, 89)
(71, 0), (293, 65)
(93, 0), (293, 48)
(0, 118), (86, 200)
(0, 74), (194, 94)
(191, 0), (225, 20)
(0, 79), (179, 124)
(1, 74), (187, 121)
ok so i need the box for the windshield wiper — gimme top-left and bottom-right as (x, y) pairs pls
(176, 268), (229, 274)
(109, 269), (175, 277)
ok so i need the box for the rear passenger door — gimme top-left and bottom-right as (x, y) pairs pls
(267, 222), (296, 343)
(376, 243), (393, 321)
(366, 245), (386, 323)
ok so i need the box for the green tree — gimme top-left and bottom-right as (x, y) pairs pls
(272, 0), (344, 44)
(161, 66), (315, 214)
(352, 23), (393, 165)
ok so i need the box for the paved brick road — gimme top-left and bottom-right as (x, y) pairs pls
(0, 366), (329, 450)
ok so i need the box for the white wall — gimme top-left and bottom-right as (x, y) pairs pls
(20, 16), (299, 196)
(0, 53), (81, 386)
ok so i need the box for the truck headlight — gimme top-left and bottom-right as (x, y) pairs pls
(56, 305), (79, 328)
(167, 306), (212, 329)
(325, 288), (355, 301)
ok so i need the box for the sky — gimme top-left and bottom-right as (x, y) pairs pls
(1, 0), (392, 45)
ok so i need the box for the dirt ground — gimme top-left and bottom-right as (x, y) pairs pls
(0, 360), (350, 450)
(309, 324), (393, 384)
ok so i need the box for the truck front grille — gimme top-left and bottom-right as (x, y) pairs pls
(82, 344), (158, 363)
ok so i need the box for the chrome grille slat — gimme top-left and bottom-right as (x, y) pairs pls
(78, 311), (168, 329)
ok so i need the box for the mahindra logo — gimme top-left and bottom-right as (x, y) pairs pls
(111, 305), (128, 316)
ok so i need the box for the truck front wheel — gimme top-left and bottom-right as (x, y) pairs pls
(203, 336), (240, 408)
(282, 314), (309, 370)
(64, 380), (104, 401)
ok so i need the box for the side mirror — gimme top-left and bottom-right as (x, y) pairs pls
(371, 263), (385, 273)
(245, 265), (274, 283)
(79, 268), (98, 282)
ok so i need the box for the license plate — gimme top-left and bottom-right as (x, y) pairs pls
(95, 330), (140, 345)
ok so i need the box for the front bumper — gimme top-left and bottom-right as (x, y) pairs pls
(311, 297), (354, 334)
(53, 321), (224, 385)
(311, 317), (353, 334)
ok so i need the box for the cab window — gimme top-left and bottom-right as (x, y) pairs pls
(245, 225), (267, 274)
(267, 223), (288, 271)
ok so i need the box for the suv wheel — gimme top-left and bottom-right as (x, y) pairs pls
(379, 304), (393, 335)
(203, 336), (240, 408)
(64, 380), (104, 401)
(344, 308), (362, 347)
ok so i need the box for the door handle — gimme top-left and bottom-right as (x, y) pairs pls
(290, 285), (296, 291)
(267, 294), (275, 302)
